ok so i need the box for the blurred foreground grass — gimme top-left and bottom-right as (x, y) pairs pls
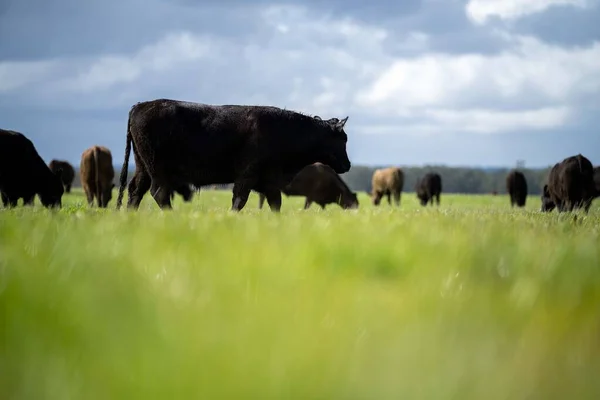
(1, 189), (600, 399)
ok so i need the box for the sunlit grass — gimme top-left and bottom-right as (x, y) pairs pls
(1, 189), (599, 399)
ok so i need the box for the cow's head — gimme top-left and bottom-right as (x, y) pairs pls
(40, 167), (64, 209)
(341, 191), (359, 209)
(101, 183), (115, 208)
(540, 184), (555, 212)
(312, 115), (351, 174)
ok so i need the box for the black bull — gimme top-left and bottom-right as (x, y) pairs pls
(116, 99), (352, 212)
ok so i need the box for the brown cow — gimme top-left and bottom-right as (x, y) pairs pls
(48, 159), (75, 193)
(370, 167), (404, 206)
(257, 162), (358, 210)
(80, 146), (115, 208)
(541, 154), (595, 213)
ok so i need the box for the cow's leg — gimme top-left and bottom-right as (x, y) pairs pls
(304, 198), (312, 209)
(393, 191), (401, 206)
(372, 192), (383, 206)
(436, 194), (441, 206)
(0, 193), (7, 207)
(65, 184), (72, 193)
(264, 189), (282, 212)
(257, 193), (266, 209)
(4, 195), (18, 208)
(23, 195), (35, 206)
(231, 166), (260, 212)
(127, 170), (151, 209)
(150, 180), (173, 209)
(83, 185), (94, 206)
(584, 199), (592, 213)
(386, 191), (392, 205)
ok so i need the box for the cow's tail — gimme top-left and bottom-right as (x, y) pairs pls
(116, 108), (134, 209)
(93, 146), (101, 206)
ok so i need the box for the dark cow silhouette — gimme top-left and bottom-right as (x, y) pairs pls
(0, 128), (64, 208)
(80, 145), (115, 208)
(48, 159), (75, 193)
(116, 99), (351, 212)
(541, 154), (595, 213)
(257, 162), (358, 210)
(506, 170), (528, 207)
(594, 166), (600, 198)
(370, 167), (404, 206)
(416, 172), (442, 206)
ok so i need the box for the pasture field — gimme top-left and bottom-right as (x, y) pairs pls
(1, 189), (600, 399)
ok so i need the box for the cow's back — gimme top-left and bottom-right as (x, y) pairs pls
(372, 167), (403, 191)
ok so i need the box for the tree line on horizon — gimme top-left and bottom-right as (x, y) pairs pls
(64, 164), (552, 196)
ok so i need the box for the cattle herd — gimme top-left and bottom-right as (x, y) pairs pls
(1, 98), (600, 214)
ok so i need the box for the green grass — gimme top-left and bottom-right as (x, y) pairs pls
(1, 189), (600, 399)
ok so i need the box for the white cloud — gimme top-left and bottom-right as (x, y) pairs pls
(58, 32), (215, 92)
(424, 106), (571, 133)
(466, 0), (591, 25)
(356, 34), (600, 115)
(0, 5), (599, 137)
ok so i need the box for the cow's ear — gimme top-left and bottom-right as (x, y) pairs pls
(335, 116), (349, 130)
(313, 115), (322, 121)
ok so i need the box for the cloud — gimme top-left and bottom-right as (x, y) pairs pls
(58, 32), (214, 92)
(1, 3), (599, 141)
(466, 0), (591, 25)
(356, 33), (600, 125)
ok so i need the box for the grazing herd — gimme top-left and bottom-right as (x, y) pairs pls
(1, 99), (599, 214)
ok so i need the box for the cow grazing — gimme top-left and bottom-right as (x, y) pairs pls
(257, 162), (359, 210)
(80, 145), (115, 208)
(0, 128), (64, 208)
(370, 167), (404, 206)
(48, 159), (75, 193)
(506, 170), (528, 207)
(116, 99), (352, 212)
(416, 172), (442, 206)
(540, 154), (595, 213)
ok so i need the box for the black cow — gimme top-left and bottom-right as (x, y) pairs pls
(116, 99), (351, 212)
(48, 159), (75, 193)
(415, 172), (442, 206)
(506, 170), (528, 207)
(0, 128), (64, 208)
(541, 154), (595, 213)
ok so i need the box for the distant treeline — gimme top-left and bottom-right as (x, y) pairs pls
(69, 164), (552, 195)
(340, 165), (551, 195)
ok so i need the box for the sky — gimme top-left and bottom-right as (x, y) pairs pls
(1, 0), (599, 169)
